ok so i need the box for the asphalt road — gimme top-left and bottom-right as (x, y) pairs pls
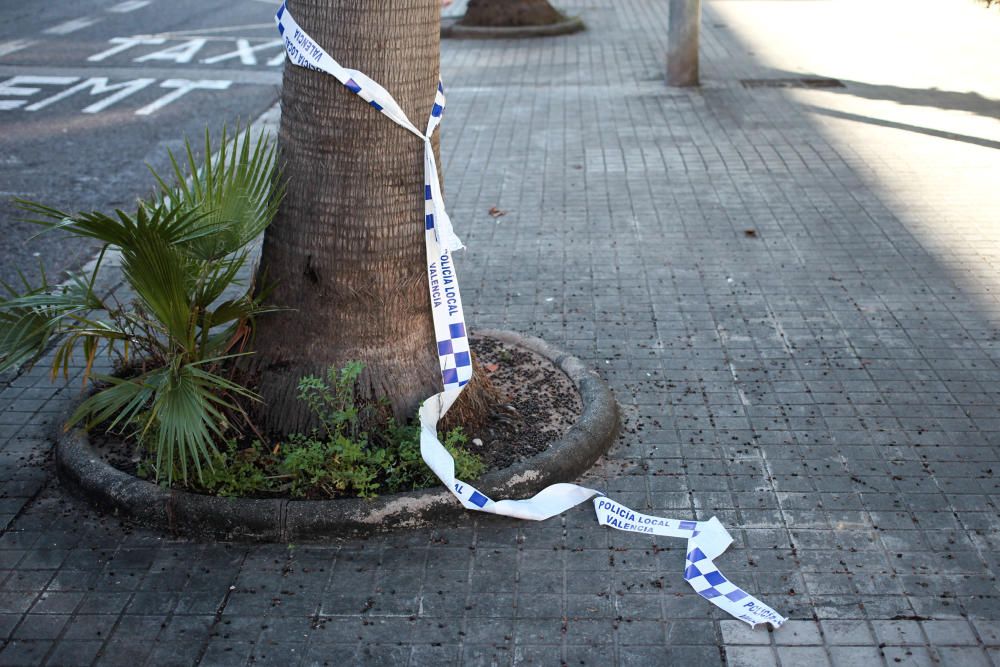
(0, 0), (283, 290)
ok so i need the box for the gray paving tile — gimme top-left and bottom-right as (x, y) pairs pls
(721, 620), (772, 645)
(828, 645), (882, 667)
(923, 619), (980, 646)
(773, 620), (822, 645)
(880, 646), (935, 667)
(775, 646), (831, 667)
(872, 620), (926, 646)
(974, 619), (1000, 646)
(820, 620), (874, 646)
(725, 645), (777, 667)
(934, 646), (992, 667)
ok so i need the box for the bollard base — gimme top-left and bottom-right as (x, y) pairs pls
(666, 0), (702, 87)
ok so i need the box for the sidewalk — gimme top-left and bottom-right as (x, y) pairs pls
(2, 0), (1000, 665)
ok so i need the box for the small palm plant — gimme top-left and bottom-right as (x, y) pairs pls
(0, 125), (283, 483)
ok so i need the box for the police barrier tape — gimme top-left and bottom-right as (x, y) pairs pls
(275, 2), (785, 629)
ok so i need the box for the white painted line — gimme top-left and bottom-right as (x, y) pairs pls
(147, 23), (273, 36)
(134, 38), (207, 64)
(0, 64), (279, 87)
(201, 38), (282, 65)
(0, 75), (78, 110)
(0, 40), (36, 59)
(88, 37), (166, 62)
(44, 17), (102, 35)
(107, 0), (150, 13)
(135, 78), (231, 115)
(24, 77), (155, 113)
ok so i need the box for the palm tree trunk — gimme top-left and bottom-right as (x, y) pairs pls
(460, 0), (566, 27)
(251, 0), (450, 435)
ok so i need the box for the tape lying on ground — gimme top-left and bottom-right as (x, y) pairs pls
(275, 2), (785, 629)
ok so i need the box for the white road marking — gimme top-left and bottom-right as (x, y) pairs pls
(107, 0), (151, 13)
(25, 77), (156, 113)
(44, 17), (102, 35)
(146, 23), (273, 37)
(0, 75), (78, 110)
(0, 40), (36, 59)
(88, 37), (167, 62)
(135, 78), (231, 115)
(201, 38), (282, 65)
(0, 64), (278, 86)
(134, 38), (207, 64)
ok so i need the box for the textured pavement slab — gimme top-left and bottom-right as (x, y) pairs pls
(2, 0), (1000, 665)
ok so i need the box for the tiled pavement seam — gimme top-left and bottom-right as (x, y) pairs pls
(1, 1), (1000, 666)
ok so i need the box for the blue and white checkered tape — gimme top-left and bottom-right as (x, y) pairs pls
(276, 2), (785, 630)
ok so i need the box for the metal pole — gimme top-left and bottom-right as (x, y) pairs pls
(667, 0), (701, 87)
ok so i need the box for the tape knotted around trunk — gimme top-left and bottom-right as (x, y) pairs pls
(275, 2), (785, 629)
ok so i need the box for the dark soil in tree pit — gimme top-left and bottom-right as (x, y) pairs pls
(465, 336), (582, 470)
(92, 335), (582, 497)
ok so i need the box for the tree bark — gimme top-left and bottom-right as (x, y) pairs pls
(252, 0), (447, 435)
(460, 0), (566, 27)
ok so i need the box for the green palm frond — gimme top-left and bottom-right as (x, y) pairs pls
(14, 201), (134, 248)
(10, 124), (282, 484)
(49, 317), (135, 382)
(149, 124), (283, 262)
(68, 372), (156, 433)
(118, 221), (193, 348)
(0, 264), (106, 374)
(207, 294), (278, 330)
(0, 306), (58, 373)
(70, 358), (259, 484)
(190, 252), (248, 311)
(150, 358), (260, 483)
(15, 199), (218, 251)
